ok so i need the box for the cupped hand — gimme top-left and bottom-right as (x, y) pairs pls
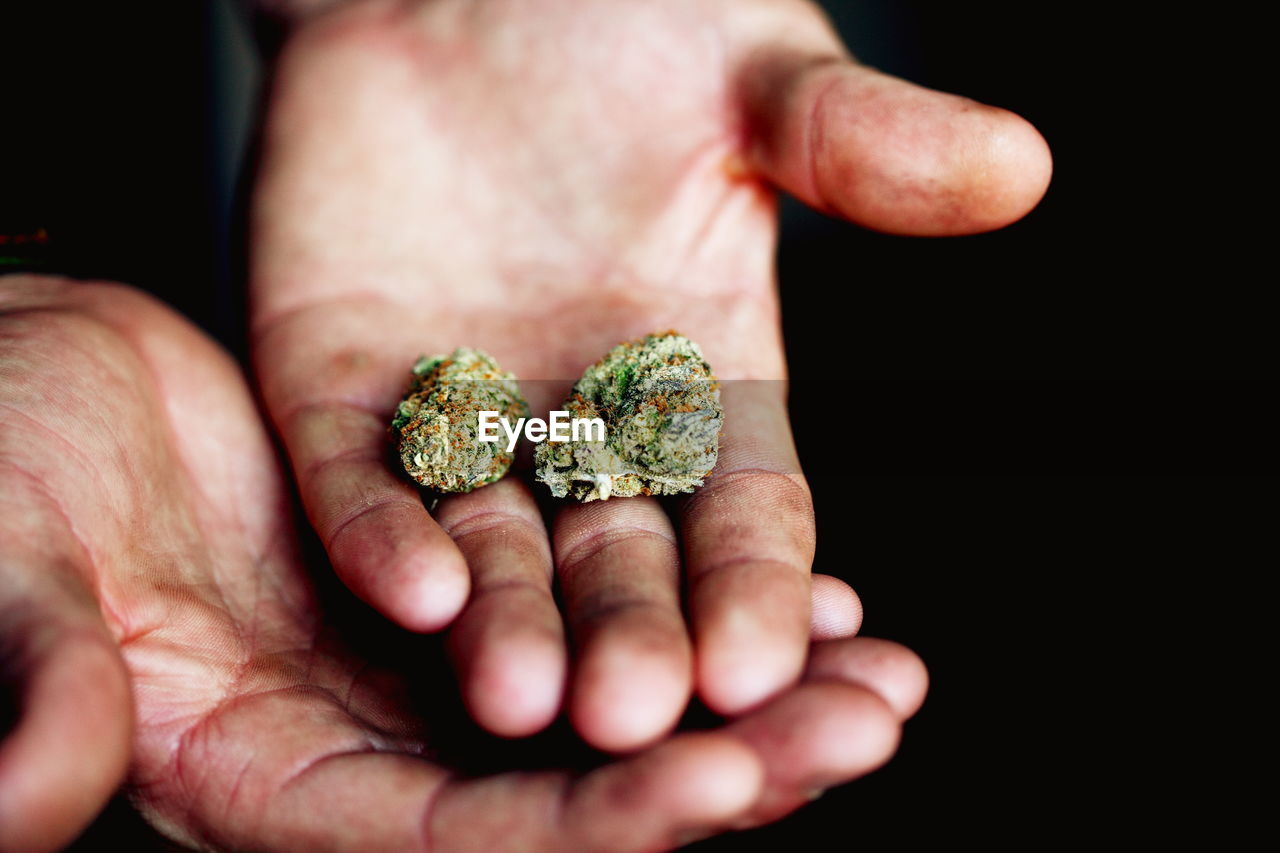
(250, 0), (1044, 750)
(0, 276), (926, 851)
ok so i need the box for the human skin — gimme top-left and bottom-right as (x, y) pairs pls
(250, 0), (1049, 749)
(0, 276), (925, 851)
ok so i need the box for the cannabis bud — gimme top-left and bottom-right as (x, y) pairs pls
(535, 332), (722, 501)
(392, 348), (528, 493)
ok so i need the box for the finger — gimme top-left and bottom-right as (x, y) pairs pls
(553, 499), (692, 752)
(806, 636), (929, 720)
(680, 381), (812, 715)
(428, 731), (764, 852)
(0, 532), (131, 853)
(436, 479), (567, 737)
(737, 10), (1052, 235)
(810, 573), (863, 640)
(159, 683), (761, 853)
(725, 680), (901, 827)
(280, 399), (470, 632)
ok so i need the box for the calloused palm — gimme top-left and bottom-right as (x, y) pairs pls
(251, 0), (1047, 749)
(0, 277), (926, 852)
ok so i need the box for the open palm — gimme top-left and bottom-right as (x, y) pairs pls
(0, 277), (924, 851)
(250, 0), (1047, 750)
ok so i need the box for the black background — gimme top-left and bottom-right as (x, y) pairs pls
(3, 1), (1271, 849)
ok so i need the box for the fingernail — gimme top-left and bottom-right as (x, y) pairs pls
(805, 787), (827, 801)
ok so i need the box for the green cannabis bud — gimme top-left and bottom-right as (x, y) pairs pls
(535, 332), (722, 502)
(392, 348), (528, 493)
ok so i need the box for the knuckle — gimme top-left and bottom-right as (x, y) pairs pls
(557, 527), (677, 580)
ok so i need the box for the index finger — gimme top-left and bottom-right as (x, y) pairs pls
(254, 304), (470, 632)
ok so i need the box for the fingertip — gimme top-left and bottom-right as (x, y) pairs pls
(807, 684), (902, 779)
(463, 627), (565, 738)
(947, 102), (1053, 234)
(829, 75), (1053, 236)
(571, 674), (689, 754)
(395, 550), (470, 632)
(437, 485), (564, 736)
(692, 569), (809, 716)
(748, 57), (1053, 236)
(810, 573), (863, 640)
(560, 732), (764, 852)
(328, 502), (471, 632)
(807, 637), (929, 720)
(723, 681), (902, 826)
(570, 618), (692, 753)
(282, 400), (474, 632)
(696, 636), (804, 717)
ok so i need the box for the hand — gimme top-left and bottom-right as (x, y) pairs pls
(250, 0), (1046, 750)
(0, 276), (926, 851)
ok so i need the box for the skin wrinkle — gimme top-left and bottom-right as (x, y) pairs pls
(417, 769), (458, 853)
(296, 440), (388, 492)
(557, 527), (680, 581)
(806, 63), (850, 217)
(219, 751), (258, 830)
(340, 659), (371, 717)
(169, 655), (253, 802)
(465, 575), (555, 605)
(126, 559), (244, 710)
(323, 492), (421, 553)
(437, 509), (546, 544)
(171, 681), (378, 808)
(276, 744), (379, 800)
(169, 723), (223, 848)
(336, 664), (432, 746)
(571, 597), (681, 635)
(683, 466), (813, 520)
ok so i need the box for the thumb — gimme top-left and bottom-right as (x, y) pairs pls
(738, 28), (1052, 235)
(0, 494), (132, 853)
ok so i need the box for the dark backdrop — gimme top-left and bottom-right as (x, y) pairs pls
(3, 1), (1270, 849)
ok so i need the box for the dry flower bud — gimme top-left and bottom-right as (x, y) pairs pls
(535, 332), (722, 501)
(392, 348), (528, 493)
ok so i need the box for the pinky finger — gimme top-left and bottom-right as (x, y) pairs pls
(810, 573), (863, 641)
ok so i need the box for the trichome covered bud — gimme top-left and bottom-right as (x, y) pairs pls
(535, 331), (722, 502)
(392, 348), (528, 493)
